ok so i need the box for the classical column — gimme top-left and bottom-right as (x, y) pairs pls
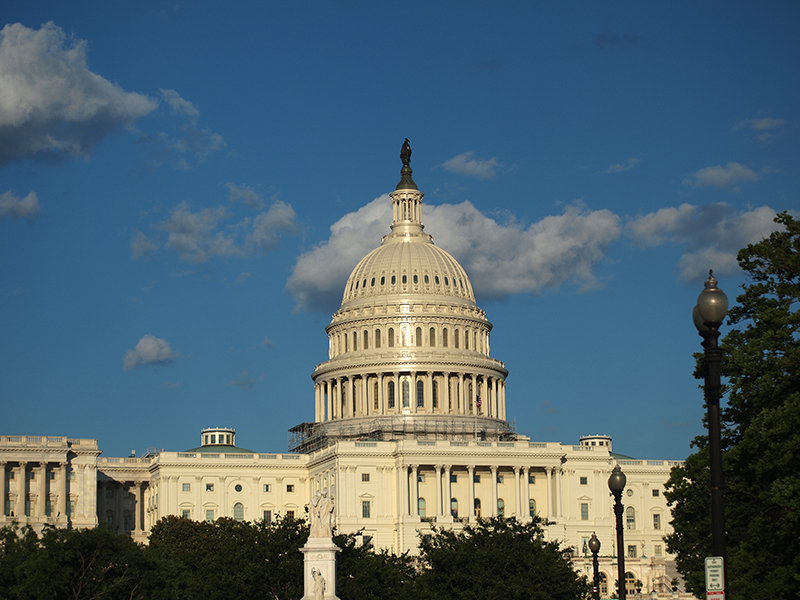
(426, 372), (433, 414)
(362, 376), (368, 416)
(58, 462), (67, 520)
(315, 383), (322, 422)
(0, 461), (5, 518)
(394, 372), (400, 412)
(336, 378), (344, 419)
(458, 374), (465, 414)
(132, 482), (142, 534)
(481, 377), (488, 416)
(467, 465), (475, 521)
(115, 481), (123, 530)
(434, 465), (442, 517)
(444, 465), (452, 520)
(492, 379), (499, 418)
(523, 467), (531, 520)
(556, 467), (563, 518)
(37, 462), (47, 517)
(500, 381), (507, 420)
(16, 462), (26, 519)
(377, 373), (384, 415)
(325, 380), (332, 421)
(348, 376), (355, 417)
(514, 466), (521, 518)
(399, 465), (409, 516)
(410, 465), (419, 518)
(410, 371), (416, 412)
(490, 465), (498, 517)
(545, 467), (553, 519)
(443, 372), (450, 413)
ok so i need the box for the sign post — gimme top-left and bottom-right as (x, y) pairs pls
(705, 556), (725, 600)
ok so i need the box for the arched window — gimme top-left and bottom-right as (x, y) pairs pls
(442, 328), (448, 347)
(388, 328), (394, 348)
(364, 330), (369, 350)
(450, 497), (458, 518)
(626, 506), (636, 530)
(529, 498), (536, 517)
(465, 330), (469, 349)
(497, 498), (505, 518)
(599, 573), (608, 596)
(413, 274), (418, 284)
(402, 380), (410, 408)
(234, 502), (244, 522)
(417, 497), (426, 518)
(402, 274), (407, 284)
(415, 327), (422, 347)
(375, 329), (381, 349)
(429, 327), (436, 347)
(344, 335), (348, 352)
(373, 381), (379, 410)
(432, 380), (438, 409)
(454, 329), (460, 348)
(416, 380), (424, 408)
(353, 332), (357, 351)
(474, 498), (481, 518)
(388, 381), (395, 409)
(625, 573), (636, 595)
(473, 332), (477, 351)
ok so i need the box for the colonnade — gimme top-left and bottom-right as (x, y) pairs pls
(0, 460), (70, 522)
(97, 479), (146, 536)
(330, 323), (491, 359)
(314, 371), (507, 422)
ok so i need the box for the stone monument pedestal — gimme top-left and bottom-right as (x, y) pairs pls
(301, 536), (341, 600)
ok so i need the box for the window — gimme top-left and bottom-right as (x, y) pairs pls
(429, 327), (436, 346)
(417, 473), (425, 483)
(465, 331), (469, 349)
(182, 483), (191, 492)
(497, 475), (504, 483)
(450, 497), (458, 518)
(211, 434), (216, 443)
(388, 381), (395, 409)
(45, 500), (53, 517)
(652, 489), (660, 497)
(599, 573), (608, 596)
(528, 475), (535, 484)
(4, 499), (12, 517)
(286, 510), (295, 519)
(263, 510), (272, 524)
(263, 484), (271, 492)
(625, 573), (636, 595)
(473, 474), (480, 483)
(417, 497), (426, 517)
(68, 470), (75, 481)
(234, 502), (244, 521)
(416, 380), (424, 408)
(474, 498), (482, 517)
(424, 274), (429, 284)
(28, 471), (35, 481)
(182, 509), (190, 519)
(413, 274), (418, 284)
(580, 476), (588, 485)
(402, 380), (410, 408)
(391, 275), (396, 285)
(373, 381), (379, 410)
(626, 506), (636, 530)
(388, 328), (394, 347)
(124, 515), (132, 531)
(105, 511), (112, 525)
(375, 329), (381, 348)
(432, 380), (438, 408)
(402, 274), (407, 284)
(454, 329), (459, 348)
(654, 544), (662, 557)
(529, 499), (536, 517)
(364, 330), (369, 349)
(235, 484), (243, 492)
(653, 513), (661, 530)
(580, 503), (589, 520)
(362, 500), (370, 518)
(362, 473), (370, 482)
(67, 500), (75, 518)
(286, 484), (295, 493)
(450, 473), (457, 483)
(497, 498), (505, 518)
(627, 545), (637, 558)
(353, 331), (357, 350)
(6, 471), (13, 480)
(106, 488), (114, 498)
(442, 328), (448, 347)
(380, 276), (385, 285)
(206, 510), (214, 522)
(415, 327), (422, 347)
(206, 483), (214, 492)
(48, 471), (55, 480)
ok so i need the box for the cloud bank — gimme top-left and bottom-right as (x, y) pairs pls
(124, 334), (177, 370)
(0, 22), (156, 164)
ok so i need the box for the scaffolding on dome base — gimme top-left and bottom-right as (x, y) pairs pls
(288, 414), (517, 454)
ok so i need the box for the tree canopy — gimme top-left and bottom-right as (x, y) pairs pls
(665, 211), (800, 599)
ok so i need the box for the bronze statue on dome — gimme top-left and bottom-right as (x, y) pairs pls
(400, 138), (412, 166)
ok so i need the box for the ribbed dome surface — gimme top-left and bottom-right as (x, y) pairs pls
(342, 236), (475, 307)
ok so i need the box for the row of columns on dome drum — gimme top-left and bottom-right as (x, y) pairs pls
(330, 324), (490, 358)
(396, 464), (563, 521)
(0, 460), (75, 520)
(314, 372), (507, 422)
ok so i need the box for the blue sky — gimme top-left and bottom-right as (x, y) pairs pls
(2, 2), (798, 460)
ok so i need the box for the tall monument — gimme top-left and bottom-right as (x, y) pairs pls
(301, 489), (340, 600)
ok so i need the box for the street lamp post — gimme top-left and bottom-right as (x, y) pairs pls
(609, 464), (627, 600)
(693, 270), (728, 591)
(589, 532), (601, 600)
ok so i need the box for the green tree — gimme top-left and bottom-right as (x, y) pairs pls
(415, 516), (588, 600)
(665, 211), (800, 599)
(333, 534), (416, 600)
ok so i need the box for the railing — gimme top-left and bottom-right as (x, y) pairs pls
(417, 441), (436, 446)
(528, 442), (547, 448)
(355, 442), (377, 447)
(450, 441), (468, 446)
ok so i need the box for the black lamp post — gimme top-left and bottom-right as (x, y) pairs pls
(693, 270), (728, 593)
(608, 464), (627, 600)
(589, 532), (601, 600)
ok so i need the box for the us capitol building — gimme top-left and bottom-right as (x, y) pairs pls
(1, 144), (686, 597)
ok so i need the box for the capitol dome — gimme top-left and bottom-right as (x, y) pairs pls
(296, 141), (513, 452)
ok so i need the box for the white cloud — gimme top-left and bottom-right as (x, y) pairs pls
(0, 22), (156, 164)
(0, 191), (40, 219)
(123, 334), (177, 370)
(605, 157), (641, 173)
(140, 199), (299, 263)
(441, 152), (501, 180)
(227, 183), (265, 210)
(626, 203), (782, 280)
(286, 197), (621, 311)
(159, 89), (200, 117)
(684, 162), (759, 189)
(733, 117), (785, 140)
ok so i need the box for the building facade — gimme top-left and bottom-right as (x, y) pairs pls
(1, 148), (687, 597)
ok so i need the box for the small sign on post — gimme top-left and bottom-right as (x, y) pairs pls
(705, 556), (725, 599)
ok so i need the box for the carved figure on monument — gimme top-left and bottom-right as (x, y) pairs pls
(400, 138), (412, 166)
(309, 489), (335, 538)
(311, 568), (326, 600)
